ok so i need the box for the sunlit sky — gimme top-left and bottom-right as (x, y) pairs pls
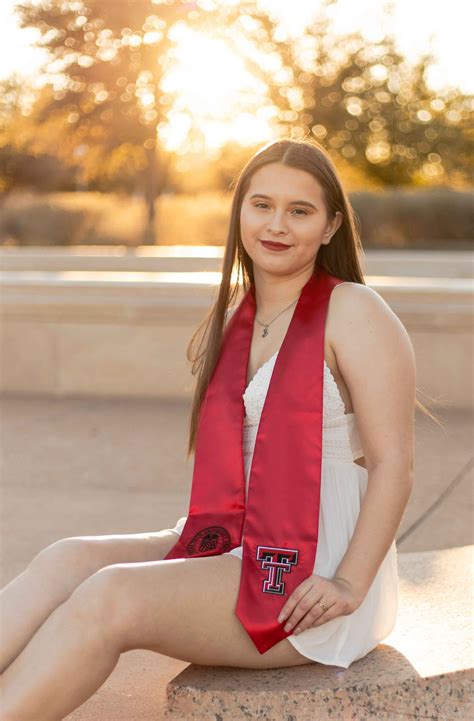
(0, 0), (472, 151)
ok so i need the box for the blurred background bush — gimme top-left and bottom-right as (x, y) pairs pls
(0, 187), (472, 249)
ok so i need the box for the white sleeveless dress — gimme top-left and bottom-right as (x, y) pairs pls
(167, 350), (399, 668)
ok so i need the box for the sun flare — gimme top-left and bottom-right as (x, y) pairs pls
(159, 24), (275, 151)
(0, 0), (471, 154)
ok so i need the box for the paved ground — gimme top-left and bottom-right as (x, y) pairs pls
(1, 395), (473, 719)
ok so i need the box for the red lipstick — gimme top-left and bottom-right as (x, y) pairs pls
(260, 240), (291, 252)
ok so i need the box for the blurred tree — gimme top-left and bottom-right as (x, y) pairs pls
(294, 30), (473, 186)
(0, 76), (79, 192)
(12, 1), (307, 225)
(225, 4), (473, 187)
(8, 0), (472, 220)
(14, 0), (206, 242)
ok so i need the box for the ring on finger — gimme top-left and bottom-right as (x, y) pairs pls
(318, 599), (329, 612)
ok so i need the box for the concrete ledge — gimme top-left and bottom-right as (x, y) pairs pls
(165, 545), (473, 720)
(0, 245), (224, 274)
(1, 271), (472, 408)
(1, 271), (472, 324)
(1, 246), (473, 278)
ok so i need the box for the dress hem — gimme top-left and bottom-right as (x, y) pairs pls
(286, 635), (353, 668)
(287, 634), (380, 669)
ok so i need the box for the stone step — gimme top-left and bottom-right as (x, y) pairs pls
(165, 545), (473, 720)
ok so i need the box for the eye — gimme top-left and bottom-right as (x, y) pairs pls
(291, 208), (308, 216)
(253, 202), (308, 215)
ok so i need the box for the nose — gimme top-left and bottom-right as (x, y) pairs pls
(266, 209), (289, 236)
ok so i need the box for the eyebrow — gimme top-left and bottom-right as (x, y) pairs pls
(249, 193), (317, 210)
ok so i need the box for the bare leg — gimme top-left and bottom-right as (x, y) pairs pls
(0, 532), (178, 674)
(0, 577), (123, 721)
(0, 554), (308, 720)
(0, 564), (72, 677)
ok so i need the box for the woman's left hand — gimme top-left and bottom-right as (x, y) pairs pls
(277, 574), (360, 635)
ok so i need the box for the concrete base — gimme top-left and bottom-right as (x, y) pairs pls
(165, 546), (473, 720)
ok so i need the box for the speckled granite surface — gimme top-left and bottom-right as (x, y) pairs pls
(165, 546), (474, 720)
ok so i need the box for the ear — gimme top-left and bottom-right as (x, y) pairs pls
(323, 211), (343, 244)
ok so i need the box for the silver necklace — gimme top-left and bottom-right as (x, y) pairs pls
(255, 296), (300, 338)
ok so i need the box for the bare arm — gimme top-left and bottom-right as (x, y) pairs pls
(330, 283), (416, 603)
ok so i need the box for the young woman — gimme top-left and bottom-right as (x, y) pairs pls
(1, 138), (419, 719)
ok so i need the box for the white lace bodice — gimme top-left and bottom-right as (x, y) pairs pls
(243, 351), (363, 463)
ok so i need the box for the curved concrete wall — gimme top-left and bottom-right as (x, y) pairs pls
(1, 257), (472, 409)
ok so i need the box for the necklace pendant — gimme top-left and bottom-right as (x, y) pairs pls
(262, 326), (269, 338)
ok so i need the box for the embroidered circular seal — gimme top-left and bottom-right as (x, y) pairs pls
(187, 526), (232, 555)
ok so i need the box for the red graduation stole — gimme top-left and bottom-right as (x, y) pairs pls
(164, 268), (345, 653)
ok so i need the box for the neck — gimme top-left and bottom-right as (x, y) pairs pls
(253, 267), (314, 317)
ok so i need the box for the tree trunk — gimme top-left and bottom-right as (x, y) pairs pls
(143, 143), (157, 245)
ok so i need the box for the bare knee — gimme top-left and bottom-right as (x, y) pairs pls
(28, 537), (106, 597)
(66, 565), (129, 646)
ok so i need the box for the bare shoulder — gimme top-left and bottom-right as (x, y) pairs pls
(327, 281), (408, 354)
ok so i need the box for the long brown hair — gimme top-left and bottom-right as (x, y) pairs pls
(184, 138), (442, 458)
